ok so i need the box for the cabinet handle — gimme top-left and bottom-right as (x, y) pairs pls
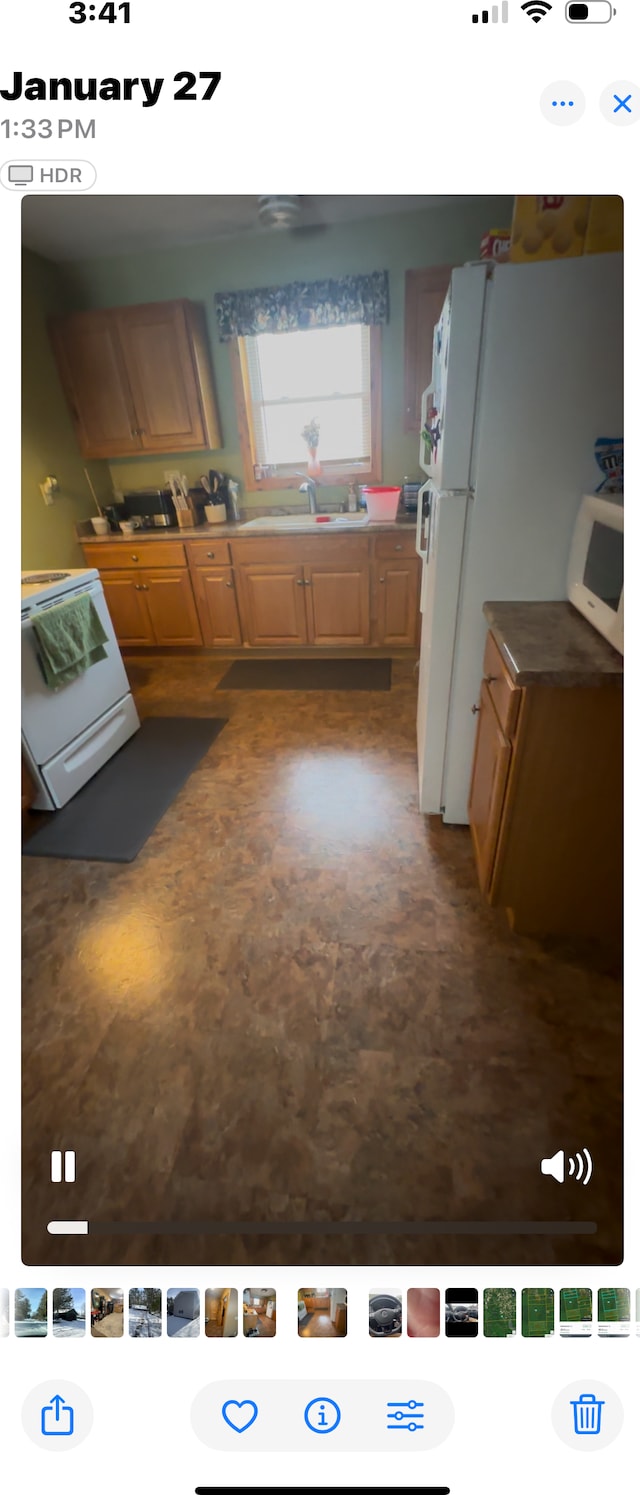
(207, 551), (216, 558)
(304, 578), (312, 586)
(225, 581), (234, 589)
(394, 544), (403, 551)
(296, 578), (304, 586)
(130, 554), (139, 562)
(471, 703), (480, 714)
(379, 576), (385, 583)
(483, 674), (497, 684)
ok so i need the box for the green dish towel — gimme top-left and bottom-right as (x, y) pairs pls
(32, 593), (109, 689)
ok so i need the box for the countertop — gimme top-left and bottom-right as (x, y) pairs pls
(78, 516), (417, 542)
(483, 601), (623, 687)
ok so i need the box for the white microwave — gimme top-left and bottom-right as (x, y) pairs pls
(567, 494), (623, 654)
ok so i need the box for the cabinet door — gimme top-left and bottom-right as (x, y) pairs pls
(101, 573), (155, 647)
(376, 558), (420, 646)
(235, 565), (308, 646)
(191, 566), (243, 646)
(142, 570), (203, 646)
(403, 265), (452, 432)
(468, 681), (512, 895)
(49, 312), (140, 458)
(115, 301), (206, 451)
(303, 562), (370, 646)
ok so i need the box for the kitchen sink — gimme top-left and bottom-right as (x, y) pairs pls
(239, 514), (369, 531)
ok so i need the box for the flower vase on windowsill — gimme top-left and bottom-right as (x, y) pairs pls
(302, 420), (322, 479)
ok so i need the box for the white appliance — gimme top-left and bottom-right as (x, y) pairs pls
(415, 253), (623, 823)
(22, 568), (140, 810)
(567, 493), (623, 654)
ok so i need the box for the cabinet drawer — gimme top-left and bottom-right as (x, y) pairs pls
(231, 534), (369, 565)
(186, 539), (231, 567)
(373, 531), (417, 559)
(482, 630), (521, 739)
(82, 540), (186, 569)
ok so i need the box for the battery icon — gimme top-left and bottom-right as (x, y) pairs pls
(565, 2), (616, 19)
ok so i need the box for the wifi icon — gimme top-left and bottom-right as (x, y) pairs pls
(540, 1148), (593, 1185)
(522, 0), (553, 19)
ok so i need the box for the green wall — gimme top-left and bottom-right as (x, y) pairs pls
(21, 249), (111, 569)
(56, 197), (513, 510)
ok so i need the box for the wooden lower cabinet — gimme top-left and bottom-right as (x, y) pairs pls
(235, 564), (308, 647)
(191, 566), (242, 646)
(375, 558), (420, 645)
(468, 680), (512, 894)
(102, 568), (202, 647)
(142, 570), (202, 646)
(303, 562), (370, 646)
(87, 531), (420, 653)
(469, 626), (623, 944)
(101, 573), (156, 647)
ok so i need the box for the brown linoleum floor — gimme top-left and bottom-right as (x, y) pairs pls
(22, 655), (622, 1267)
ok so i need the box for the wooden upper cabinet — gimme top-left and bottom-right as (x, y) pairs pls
(403, 265), (452, 432)
(49, 299), (221, 459)
(49, 311), (140, 457)
(304, 562), (370, 646)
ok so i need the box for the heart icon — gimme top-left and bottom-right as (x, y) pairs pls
(221, 1399), (258, 1434)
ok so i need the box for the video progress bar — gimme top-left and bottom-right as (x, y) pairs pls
(47, 1218), (597, 1237)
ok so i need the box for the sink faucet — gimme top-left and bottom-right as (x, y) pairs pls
(299, 480), (318, 514)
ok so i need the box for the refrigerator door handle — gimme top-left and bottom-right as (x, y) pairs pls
(417, 480), (436, 561)
(420, 383), (436, 477)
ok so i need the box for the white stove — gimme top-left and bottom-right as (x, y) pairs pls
(21, 567), (98, 612)
(22, 567), (140, 811)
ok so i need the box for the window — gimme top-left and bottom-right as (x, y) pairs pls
(230, 323), (381, 490)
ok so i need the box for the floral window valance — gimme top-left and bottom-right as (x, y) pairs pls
(214, 270), (389, 341)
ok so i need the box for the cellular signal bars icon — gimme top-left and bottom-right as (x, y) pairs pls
(472, 2), (509, 18)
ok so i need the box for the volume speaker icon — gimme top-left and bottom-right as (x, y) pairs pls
(540, 1148), (593, 1185)
(522, 0), (552, 19)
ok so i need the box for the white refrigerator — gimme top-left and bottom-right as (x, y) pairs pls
(415, 252), (623, 824)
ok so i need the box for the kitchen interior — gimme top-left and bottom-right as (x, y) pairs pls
(242, 1288), (276, 1337)
(21, 194), (623, 1268)
(298, 1288), (347, 1339)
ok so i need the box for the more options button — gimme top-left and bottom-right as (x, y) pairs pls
(191, 1380), (454, 1452)
(22, 1380), (93, 1452)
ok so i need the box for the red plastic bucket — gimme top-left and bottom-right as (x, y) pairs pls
(361, 486), (401, 522)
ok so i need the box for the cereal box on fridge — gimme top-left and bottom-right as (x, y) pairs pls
(510, 196), (591, 262)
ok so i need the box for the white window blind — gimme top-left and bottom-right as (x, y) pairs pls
(242, 324), (372, 470)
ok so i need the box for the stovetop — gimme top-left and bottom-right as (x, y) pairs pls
(21, 568), (99, 610)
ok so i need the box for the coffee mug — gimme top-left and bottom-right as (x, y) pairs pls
(119, 520), (136, 534)
(91, 516), (109, 534)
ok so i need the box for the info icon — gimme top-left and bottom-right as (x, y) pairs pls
(304, 1396), (341, 1434)
(540, 80), (586, 125)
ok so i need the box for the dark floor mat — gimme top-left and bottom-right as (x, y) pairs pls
(23, 716), (227, 863)
(218, 658), (392, 691)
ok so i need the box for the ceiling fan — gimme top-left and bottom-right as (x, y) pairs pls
(256, 195), (329, 237)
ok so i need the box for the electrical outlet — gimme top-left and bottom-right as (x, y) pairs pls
(39, 475), (59, 505)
